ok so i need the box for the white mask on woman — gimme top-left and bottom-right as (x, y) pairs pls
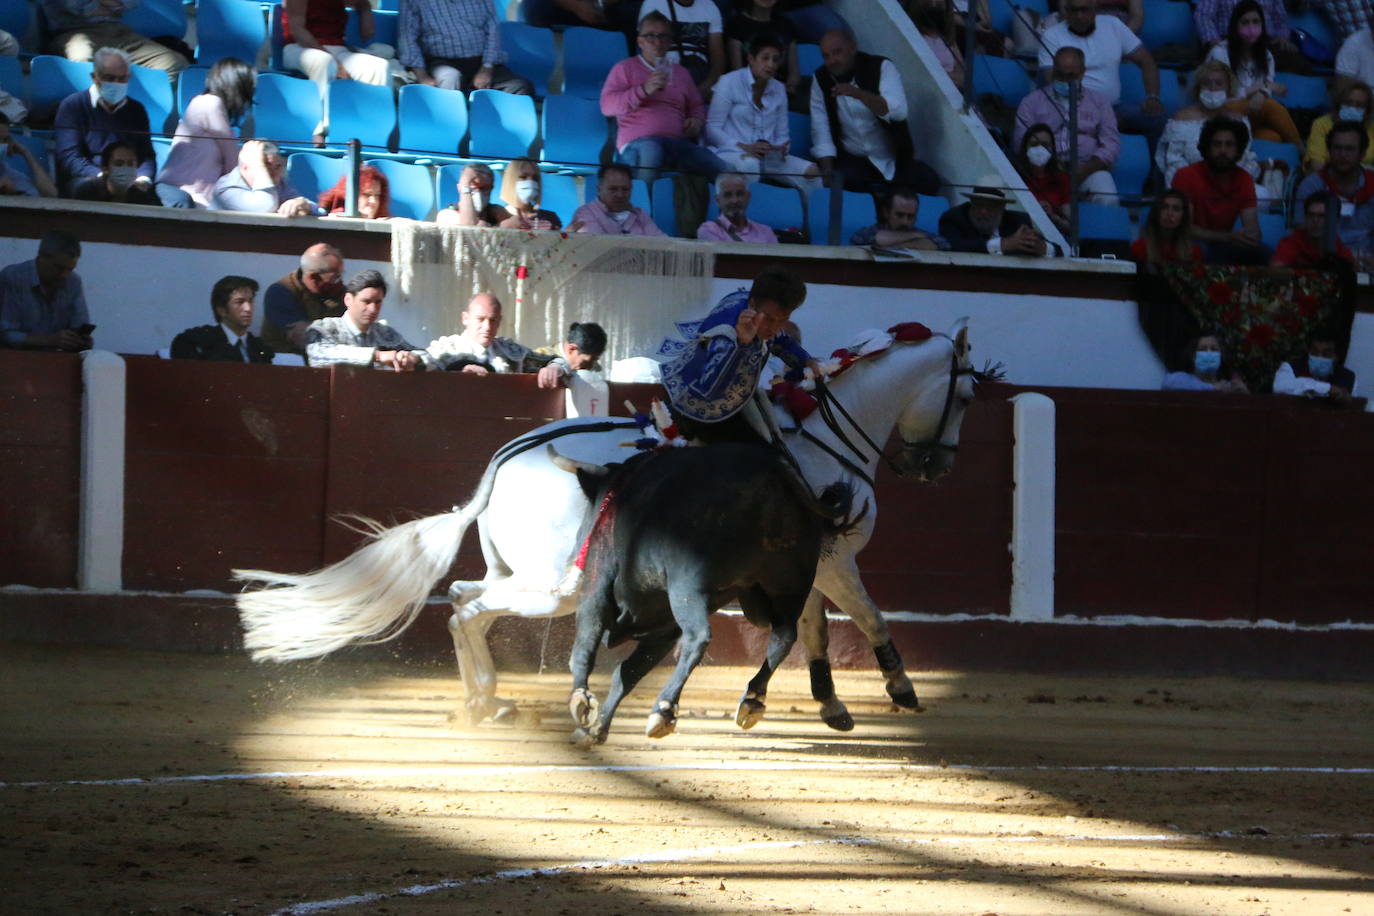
(1026, 145), (1053, 167)
(1199, 89), (1228, 110)
(515, 179), (539, 204)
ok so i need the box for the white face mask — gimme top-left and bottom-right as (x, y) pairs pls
(1026, 145), (1053, 167)
(1338, 106), (1367, 123)
(469, 188), (488, 211)
(1199, 89), (1228, 110)
(98, 81), (128, 106)
(107, 164), (138, 190)
(515, 179), (539, 205)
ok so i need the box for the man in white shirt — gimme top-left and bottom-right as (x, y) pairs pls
(170, 276), (274, 363)
(427, 292), (537, 374)
(1038, 0), (1166, 148)
(809, 28), (941, 195)
(1335, 27), (1374, 94)
(305, 270), (432, 370)
(639, 0), (725, 95)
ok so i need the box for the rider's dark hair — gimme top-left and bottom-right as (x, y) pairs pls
(346, 269), (387, 296)
(567, 321), (607, 356)
(749, 265), (806, 312)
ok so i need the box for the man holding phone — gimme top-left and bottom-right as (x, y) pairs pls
(0, 230), (94, 351)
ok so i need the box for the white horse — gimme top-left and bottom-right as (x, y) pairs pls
(235, 319), (979, 731)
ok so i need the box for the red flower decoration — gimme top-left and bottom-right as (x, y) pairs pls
(1278, 313), (1301, 336)
(1245, 323), (1275, 349)
(1192, 265), (1207, 278)
(1207, 281), (1233, 305)
(1220, 307), (1241, 326)
(1297, 293), (1320, 317)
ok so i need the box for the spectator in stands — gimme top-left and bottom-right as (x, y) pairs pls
(318, 164), (391, 218)
(696, 172), (778, 242)
(0, 114), (57, 197)
(1194, 0), (1307, 72)
(1015, 47), (1120, 206)
(904, 0), (964, 85)
(1305, 81), (1373, 171)
(640, 0), (725, 96)
(522, 0), (641, 38)
(53, 47), (156, 199)
(1094, 0), (1143, 33)
(602, 11), (725, 183)
(939, 184), (1060, 256)
(1162, 332), (1248, 391)
(1016, 124), (1071, 236)
(1272, 192), (1355, 267)
(809, 27), (940, 195)
(398, 0), (533, 94)
(1, 30), (28, 125)
(427, 292), (537, 374)
(0, 230), (92, 351)
(1273, 330), (1357, 402)
(305, 270), (431, 370)
(1336, 25), (1374, 92)
(281, 0), (405, 145)
(1205, 1), (1302, 147)
(156, 57), (255, 209)
(706, 30), (822, 194)
(850, 185), (950, 250)
(42, 0), (188, 73)
(435, 163), (508, 227)
(1131, 189), (1203, 263)
(212, 140), (323, 217)
(1156, 61), (1279, 205)
(530, 321), (609, 389)
(73, 139), (161, 205)
(497, 158), (563, 230)
(1171, 117), (1266, 264)
(1296, 120), (1374, 255)
(570, 162), (666, 235)
(726, 1), (802, 102)
(263, 242), (346, 355)
(1038, 0), (1166, 147)
(170, 276), (274, 363)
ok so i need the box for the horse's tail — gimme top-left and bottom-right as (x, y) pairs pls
(233, 466), (499, 663)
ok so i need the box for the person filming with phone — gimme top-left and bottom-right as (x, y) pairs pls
(0, 230), (94, 352)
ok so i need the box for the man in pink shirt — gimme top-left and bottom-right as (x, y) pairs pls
(570, 163), (667, 236)
(696, 173), (779, 243)
(600, 10), (726, 183)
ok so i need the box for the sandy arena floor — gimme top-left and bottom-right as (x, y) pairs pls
(2, 641), (1373, 915)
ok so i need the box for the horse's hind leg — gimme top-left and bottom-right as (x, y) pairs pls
(798, 588), (854, 732)
(815, 555), (920, 710)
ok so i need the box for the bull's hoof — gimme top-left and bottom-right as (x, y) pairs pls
(645, 701), (678, 739)
(570, 726), (605, 748)
(818, 698), (855, 732)
(568, 688), (599, 728)
(735, 694), (767, 730)
(466, 695), (517, 726)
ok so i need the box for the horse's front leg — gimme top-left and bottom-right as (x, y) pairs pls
(815, 554), (920, 710)
(798, 587), (854, 732)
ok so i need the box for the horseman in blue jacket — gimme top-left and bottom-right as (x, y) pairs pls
(661, 266), (818, 445)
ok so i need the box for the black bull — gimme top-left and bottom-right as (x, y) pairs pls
(553, 443), (858, 746)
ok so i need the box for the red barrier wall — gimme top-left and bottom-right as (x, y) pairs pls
(0, 351), (81, 588)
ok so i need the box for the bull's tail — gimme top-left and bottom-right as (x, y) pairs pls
(233, 466), (500, 663)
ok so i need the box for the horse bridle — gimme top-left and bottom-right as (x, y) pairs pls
(792, 339), (978, 488)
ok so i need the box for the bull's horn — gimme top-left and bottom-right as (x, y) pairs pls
(547, 444), (609, 477)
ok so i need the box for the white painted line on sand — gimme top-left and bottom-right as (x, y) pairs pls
(5, 760), (1374, 789)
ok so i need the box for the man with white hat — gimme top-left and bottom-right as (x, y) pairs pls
(938, 184), (1061, 257)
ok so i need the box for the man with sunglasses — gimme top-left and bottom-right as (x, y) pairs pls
(261, 243), (347, 356)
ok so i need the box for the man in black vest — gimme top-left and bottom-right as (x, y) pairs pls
(170, 276), (274, 363)
(808, 28), (941, 196)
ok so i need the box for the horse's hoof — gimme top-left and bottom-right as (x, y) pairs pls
(736, 695), (766, 730)
(569, 688), (599, 728)
(887, 688), (923, 711)
(467, 696), (517, 725)
(570, 727), (604, 748)
(645, 701), (677, 739)
(820, 706), (855, 731)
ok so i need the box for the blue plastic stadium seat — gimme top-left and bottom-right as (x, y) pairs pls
(397, 83), (469, 158)
(196, 0), (269, 66)
(129, 63), (175, 135)
(651, 176), (677, 236)
(468, 88), (537, 160)
(971, 55), (1033, 107)
(365, 158), (436, 219)
(345, 8), (399, 49)
(540, 172), (580, 225)
(498, 22), (555, 97)
(1120, 62), (1183, 115)
(1078, 201), (1134, 241)
(916, 194), (949, 235)
(288, 151), (348, 202)
(0, 3), (31, 48)
(1277, 73), (1330, 110)
(540, 94), (609, 172)
(1257, 212), (1288, 247)
(121, 0), (187, 42)
(1138, 0), (1196, 52)
(29, 56), (93, 118)
(788, 111), (811, 161)
(562, 27), (626, 100)
(0, 56), (23, 105)
(1289, 10), (1338, 65)
(807, 187), (876, 245)
(1113, 133), (1151, 199)
(795, 43), (822, 80)
(253, 72), (323, 146)
(176, 67), (209, 116)
(1250, 139), (1301, 173)
(326, 79), (396, 151)
(151, 134), (172, 173)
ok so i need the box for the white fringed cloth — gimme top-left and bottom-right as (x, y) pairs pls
(390, 222), (716, 365)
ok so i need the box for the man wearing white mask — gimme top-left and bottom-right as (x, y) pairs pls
(427, 293), (539, 375)
(52, 47), (158, 199)
(1013, 47), (1120, 205)
(71, 140), (161, 205)
(1272, 331), (1357, 404)
(435, 163), (508, 227)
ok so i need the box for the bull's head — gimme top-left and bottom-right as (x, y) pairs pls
(548, 445), (614, 500)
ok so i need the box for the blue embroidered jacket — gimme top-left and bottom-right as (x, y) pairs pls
(661, 290), (811, 422)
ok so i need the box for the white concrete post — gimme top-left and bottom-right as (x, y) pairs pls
(564, 371), (610, 418)
(79, 350), (125, 591)
(1009, 392), (1055, 620)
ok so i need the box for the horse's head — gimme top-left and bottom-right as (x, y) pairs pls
(889, 318), (976, 483)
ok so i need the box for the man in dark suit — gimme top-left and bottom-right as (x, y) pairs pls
(938, 185), (1062, 257)
(170, 276), (274, 363)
